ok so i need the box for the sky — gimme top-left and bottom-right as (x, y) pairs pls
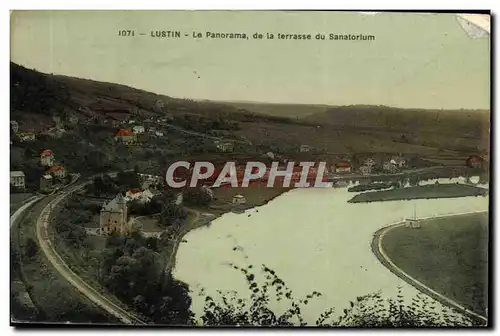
(10, 11), (490, 110)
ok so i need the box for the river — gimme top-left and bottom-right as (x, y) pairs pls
(173, 177), (489, 324)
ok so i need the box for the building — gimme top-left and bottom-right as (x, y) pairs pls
(10, 171), (25, 190)
(133, 125), (145, 134)
(114, 129), (137, 145)
(359, 165), (372, 175)
(405, 218), (421, 229)
(47, 165), (67, 179)
(364, 158), (376, 167)
(16, 132), (36, 142)
(99, 193), (129, 235)
(40, 174), (53, 193)
(334, 161), (352, 174)
(40, 149), (55, 167)
(299, 144), (310, 153)
(390, 156), (407, 168)
(466, 155), (484, 168)
(125, 188), (155, 204)
(232, 194), (246, 205)
(382, 162), (399, 174)
(215, 140), (234, 152)
(155, 131), (164, 137)
(10, 120), (19, 133)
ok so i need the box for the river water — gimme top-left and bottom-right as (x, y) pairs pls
(173, 178), (489, 324)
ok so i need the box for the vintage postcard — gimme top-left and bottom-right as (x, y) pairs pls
(10, 10), (490, 327)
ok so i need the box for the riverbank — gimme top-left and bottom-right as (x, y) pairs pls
(165, 187), (291, 273)
(371, 212), (488, 325)
(348, 184), (488, 203)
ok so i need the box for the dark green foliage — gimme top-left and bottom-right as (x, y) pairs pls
(200, 263), (478, 327)
(183, 187), (212, 207)
(100, 233), (193, 325)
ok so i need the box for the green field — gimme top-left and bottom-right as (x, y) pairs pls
(382, 212), (489, 316)
(349, 184), (488, 203)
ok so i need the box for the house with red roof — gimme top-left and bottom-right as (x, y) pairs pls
(47, 165), (67, 179)
(40, 149), (55, 167)
(333, 161), (352, 174)
(114, 128), (137, 145)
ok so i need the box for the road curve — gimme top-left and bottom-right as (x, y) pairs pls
(372, 211), (488, 324)
(34, 179), (147, 325)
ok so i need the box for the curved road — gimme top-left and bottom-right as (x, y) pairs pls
(372, 211), (488, 324)
(16, 175), (147, 325)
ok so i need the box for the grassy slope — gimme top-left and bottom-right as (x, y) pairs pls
(382, 212), (488, 315)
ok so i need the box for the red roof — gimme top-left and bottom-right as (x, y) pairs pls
(41, 149), (53, 156)
(467, 155), (483, 162)
(128, 188), (142, 194)
(115, 129), (134, 136)
(335, 161), (351, 168)
(47, 165), (65, 172)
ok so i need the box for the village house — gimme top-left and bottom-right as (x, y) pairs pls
(359, 165), (372, 175)
(114, 129), (137, 145)
(124, 188), (155, 204)
(405, 218), (421, 229)
(214, 140), (234, 152)
(47, 165), (67, 180)
(40, 149), (55, 167)
(390, 155), (407, 168)
(10, 171), (25, 190)
(133, 125), (145, 134)
(128, 119), (136, 125)
(10, 121), (19, 133)
(466, 155), (484, 168)
(333, 161), (352, 174)
(382, 161), (399, 174)
(155, 131), (164, 137)
(99, 193), (129, 236)
(16, 132), (36, 142)
(364, 158), (376, 167)
(299, 144), (310, 153)
(40, 174), (53, 193)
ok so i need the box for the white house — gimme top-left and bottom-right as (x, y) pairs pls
(232, 194), (246, 205)
(155, 131), (164, 137)
(405, 218), (421, 229)
(125, 188), (155, 204)
(133, 125), (145, 134)
(10, 121), (19, 133)
(10, 171), (25, 190)
(299, 144), (310, 153)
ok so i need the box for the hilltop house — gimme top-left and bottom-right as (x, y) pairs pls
(40, 149), (55, 167)
(10, 121), (19, 133)
(40, 174), (53, 193)
(299, 144), (310, 153)
(215, 140), (234, 152)
(133, 125), (145, 134)
(99, 193), (129, 235)
(47, 165), (67, 179)
(333, 161), (352, 173)
(10, 171), (25, 190)
(16, 132), (36, 142)
(114, 129), (137, 145)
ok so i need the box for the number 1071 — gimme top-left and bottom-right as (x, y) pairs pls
(118, 30), (135, 36)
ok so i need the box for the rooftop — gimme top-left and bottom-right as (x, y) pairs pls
(10, 171), (25, 177)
